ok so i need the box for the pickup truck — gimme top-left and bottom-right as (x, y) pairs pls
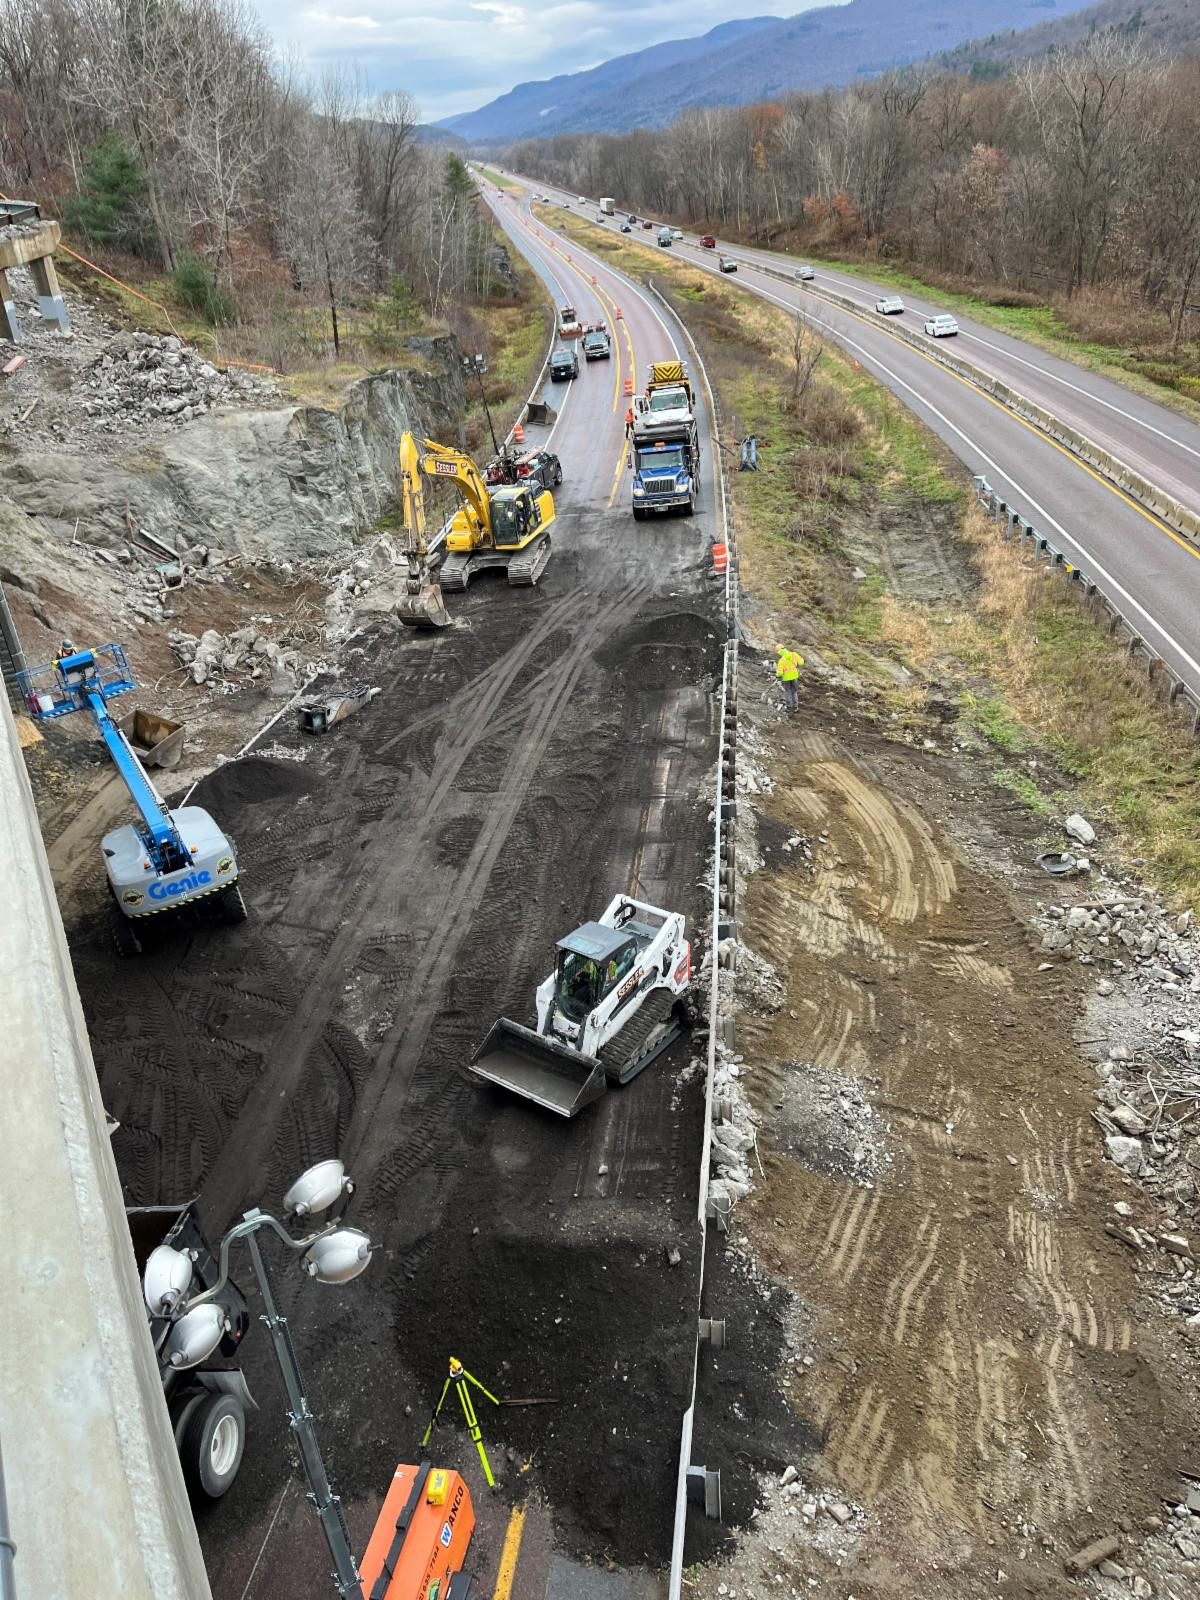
(550, 346), (579, 381)
(583, 327), (612, 360)
(657, 227), (673, 247)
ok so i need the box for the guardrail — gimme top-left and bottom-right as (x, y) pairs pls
(972, 473), (1200, 736)
(646, 280), (740, 1599)
(750, 263), (1200, 546)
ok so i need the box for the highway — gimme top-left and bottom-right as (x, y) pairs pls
(497, 173), (1200, 700)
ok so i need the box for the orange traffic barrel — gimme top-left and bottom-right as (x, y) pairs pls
(591, 275), (597, 285)
(623, 378), (634, 396)
(512, 423), (525, 444)
(711, 542), (728, 575)
(615, 307), (623, 319)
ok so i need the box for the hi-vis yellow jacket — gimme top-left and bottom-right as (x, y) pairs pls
(775, 649), (804, 683)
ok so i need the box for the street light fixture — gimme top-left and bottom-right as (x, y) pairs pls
(462, 351), (502, 459)
(146, 1159), (372, 1600)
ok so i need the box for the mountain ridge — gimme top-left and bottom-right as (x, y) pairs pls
(439, 0), (1098, 143)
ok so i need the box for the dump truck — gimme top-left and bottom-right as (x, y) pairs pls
(631, 419), (699, 518)
(471, 896), (692, 1118)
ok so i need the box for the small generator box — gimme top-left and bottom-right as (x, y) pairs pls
(359, 1462), (475, 1599)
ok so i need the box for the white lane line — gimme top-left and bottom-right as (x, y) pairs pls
(745, 256), (1200, 471)
(741, 274), (1200, 686)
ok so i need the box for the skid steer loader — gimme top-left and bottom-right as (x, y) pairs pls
(471, 896), (692, 1118)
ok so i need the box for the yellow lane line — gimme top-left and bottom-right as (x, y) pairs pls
(517, 210), (636, 497)
(492, 1505), (526, 1600)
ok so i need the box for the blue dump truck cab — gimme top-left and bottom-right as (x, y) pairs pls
(631, 421), (699, 519)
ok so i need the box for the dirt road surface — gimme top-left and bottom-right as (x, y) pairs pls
(66, 217), (725, 1596)
(689, 680), (1199, 1599)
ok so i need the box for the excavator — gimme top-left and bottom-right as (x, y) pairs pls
(396, 432), (555, 629)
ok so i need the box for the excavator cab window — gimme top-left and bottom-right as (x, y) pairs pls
(490, 493), (532, 547)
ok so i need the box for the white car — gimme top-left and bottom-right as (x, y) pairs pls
(577, 195), (587, 204)
(671, 229), (684, 240)
(925, 314), (959, 338)
(795, 264), (815, 281)
(876, 295), (905, 315)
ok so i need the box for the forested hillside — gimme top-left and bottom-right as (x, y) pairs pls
(0, 0), (515, 373)
(511, 35), (1200, 349)
(941, 0), (1200, 73)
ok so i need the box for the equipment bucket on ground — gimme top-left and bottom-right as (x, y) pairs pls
(119, 708), (185, 769)
(470, 1017), (607, 1118)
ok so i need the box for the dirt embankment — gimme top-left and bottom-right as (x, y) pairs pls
(691, 667), (1200, 1600)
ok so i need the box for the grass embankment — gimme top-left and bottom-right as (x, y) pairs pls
(540, 204), (1200, 903)
(480, 166), (519, 191)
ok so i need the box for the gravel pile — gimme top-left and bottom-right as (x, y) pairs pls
(79, 331), (275, 428)
(1037, 892), (1195, 989)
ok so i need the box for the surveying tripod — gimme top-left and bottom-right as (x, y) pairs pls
(422, 1357), (500, 1488)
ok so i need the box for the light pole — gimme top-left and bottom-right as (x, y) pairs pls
(462, 352), (502, 460)
(144, 1159), (372, 1600)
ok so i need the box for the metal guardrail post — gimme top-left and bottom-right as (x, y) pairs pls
(0, 582), (27, 709)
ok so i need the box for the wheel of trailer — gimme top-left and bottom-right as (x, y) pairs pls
(181, 1392), (245, 1500)
(219, 884), (249, 924)
(110, 903), (143, 958)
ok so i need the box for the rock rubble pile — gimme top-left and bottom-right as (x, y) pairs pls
(80, 332), (275, 428)
(170, 625), (305, 695)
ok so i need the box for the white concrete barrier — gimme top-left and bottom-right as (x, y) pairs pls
(0, 692), (213, 1599)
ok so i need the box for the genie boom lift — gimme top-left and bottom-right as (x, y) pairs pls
(19, 642), (244, 954)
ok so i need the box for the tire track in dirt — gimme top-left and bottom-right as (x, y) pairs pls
(197, 592), (584, 1217)
(348, 577), (648, 1194)
(735, 725), (1179, 1565)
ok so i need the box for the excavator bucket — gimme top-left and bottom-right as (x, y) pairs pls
(397, 578), (450, 629)
(470, 1017), (608, 1118)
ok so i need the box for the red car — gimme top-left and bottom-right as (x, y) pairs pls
(700, 235), (716, 248)
(641, 220), (654, 230)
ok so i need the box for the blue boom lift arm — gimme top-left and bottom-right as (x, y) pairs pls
(18, 643), (190, 873)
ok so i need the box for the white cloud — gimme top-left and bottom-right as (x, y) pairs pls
(249, 0), (840, 124)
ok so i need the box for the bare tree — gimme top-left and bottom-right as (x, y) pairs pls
(282, 121), (375, 354)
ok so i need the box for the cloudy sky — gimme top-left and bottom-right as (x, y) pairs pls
(251, 1), (815, 123)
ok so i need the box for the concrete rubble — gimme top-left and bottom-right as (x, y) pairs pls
(79, 331), (276, 428)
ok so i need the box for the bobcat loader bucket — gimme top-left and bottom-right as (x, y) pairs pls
(396, 576), (450, 629)
(470, 1017), (607, 1118)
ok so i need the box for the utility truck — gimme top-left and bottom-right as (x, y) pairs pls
(630, 360), (700, 518)
(599, 197), (615, 215)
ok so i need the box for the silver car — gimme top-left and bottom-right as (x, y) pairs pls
(876, 295), (905, 315)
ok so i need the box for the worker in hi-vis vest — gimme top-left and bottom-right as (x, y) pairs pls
(775, 644), (804, 711)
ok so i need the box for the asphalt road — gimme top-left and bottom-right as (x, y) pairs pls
(72, 194), (724, 1598)
(505, 175), (1200, 700)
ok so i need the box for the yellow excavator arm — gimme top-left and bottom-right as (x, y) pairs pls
(416, 438), (493, 553)
(395, 432), (450, 629)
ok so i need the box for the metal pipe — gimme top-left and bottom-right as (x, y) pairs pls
(243, 1230), (364, 1600)
(0, 1431), (17, 1600)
